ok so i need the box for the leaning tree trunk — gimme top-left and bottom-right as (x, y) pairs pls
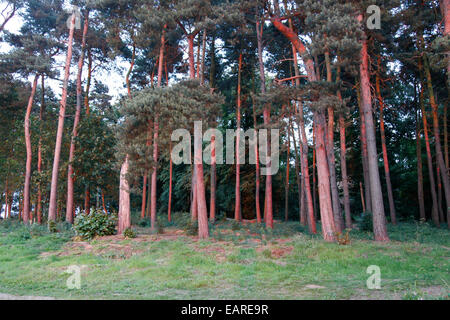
(23, 75), (39, 224)
(66, 12), (89, 223)
(272, 16), (329, 238)
(48, 12), (76, 222)
(290, 22), (315, 233)
(359, 25), (389, 241)
(375, 64), (397, 225)
(339, 113), (352, 229)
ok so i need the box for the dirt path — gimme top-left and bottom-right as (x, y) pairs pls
(0, 293), (56, 300)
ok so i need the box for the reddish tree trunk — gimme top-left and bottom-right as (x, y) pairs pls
(357, 86), (372, 213)
(416, 103), (426, 221)
(235, 52), (242, 221)
(375, 65), (397, 225)
(359, 26), (389, 241)
(48, 12), (76, 222)
(66, 12), (89, 223)
(423, 54), (450, 227)
(272, 16), (328, 237)
(23, 75), (39, 224)
(325, 51), (343, 233)
(339, 113), (352, 229)
(210, 135), (217, 222)
(285, 122), (291, 222)
(150, 28), (165, 231)
(37, 76), (45, 224)
(168, 142), (173, 222)
(84, 187), (90, 214)
(260, 20), (274, 229)
(419, 70), (440, 226)
(84, 48), (92, 115)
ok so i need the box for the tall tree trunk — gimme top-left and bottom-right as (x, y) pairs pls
(359, 25), (389, 241)
(289, 118), (303, 225)
(84, 48), (92, 115)
(235, 52), (242, 221)
(118, 40), (136, 234)
(209, 35), (217, 223)
(257, 18), (273, 229)
(339, 113), (352, 229)
(419, 64), (440, 226)
(168, 142), (173, 222)
(272, 16), (327, 238)
(254, 19), (264, 224)
(118, 155), (130, 234)
(336, 64), (351, 229)
(66, 12), (89, 223)
(186, 29), (209, 238)
(23, 75), (39, 224)
(150, 28), (165, 231)
(324, 50), (343, 233)
(416, 100), (426, 221)
(357, 84), (372, 213)
(37, 76), (45, 224)
(423, 53), (450, 227)
(285, 120), (291, 222)
(375, 62), (397, 225)
(48, 12), (76, 222)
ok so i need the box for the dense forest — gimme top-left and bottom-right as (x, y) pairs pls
(0, 0), (449, 244)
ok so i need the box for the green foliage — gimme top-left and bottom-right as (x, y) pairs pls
(73, 209), (117, 240)
(123, 227), (137, 239)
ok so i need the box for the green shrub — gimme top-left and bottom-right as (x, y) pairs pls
(48, 220), (58, 233)
(357, 212), (373, 232)
(123, 227), (137, 238)
(74, 209), (117, 240)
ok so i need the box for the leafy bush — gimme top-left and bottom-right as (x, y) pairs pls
(123, 228), (137, 238)
(74, 209), (117, 240)
(357, 212), (373, 232)
(48, 220), (58, 233)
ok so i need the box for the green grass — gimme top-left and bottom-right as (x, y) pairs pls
(0, 218), (448, 300)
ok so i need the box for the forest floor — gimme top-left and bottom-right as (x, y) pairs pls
(0, 217), (448, 300)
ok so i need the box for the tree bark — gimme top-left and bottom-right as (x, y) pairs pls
(423, 53), (450, 227)
(416, 100), (426, 221)
(339, 113), (352, 229)
(235, 52), (242, 221)
(48, 12), (76, 222)
(375, 63), (397, 225)
(418, 64), (440, 226)
(150, 27), (165, 231)
(37, 76), (45, 224)
(324, 51), (343, 233)
(357, 85), (372, 213)
(23, 75), (39, 224)
(66, 12), (89, 223)
(359, 25), (389, 241)
(118, 155), (130, 234)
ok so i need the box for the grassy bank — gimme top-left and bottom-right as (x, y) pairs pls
(0, 218), (448, 300)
